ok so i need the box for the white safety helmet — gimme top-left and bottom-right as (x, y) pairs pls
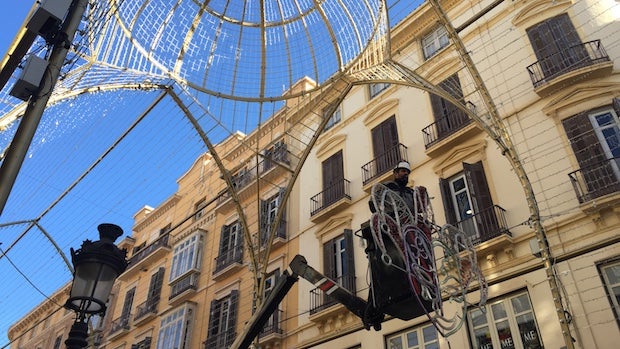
(394, 161), (411, 173)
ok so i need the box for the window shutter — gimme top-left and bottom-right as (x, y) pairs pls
(322, 151), (344, 205)
(562, 112), (606, 168)
(148, 267), (165, 303)
(439, 178), (457, 224)
(121, 287), (135, 319)
(463, 161), (499, 237)
(371, 116), (399, 172)
(259, 199), (268, 245)
(219, 224), (229, 253)
(207, 299), (221, 339)
(323, 238), (336, 279)
(227, 290), (240, 346)
(277, 189), (287, 239)
(613, 98), (620, 117)
(344, 229), (356, 293)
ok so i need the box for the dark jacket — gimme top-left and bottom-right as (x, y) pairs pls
(369, 181), (416, 214)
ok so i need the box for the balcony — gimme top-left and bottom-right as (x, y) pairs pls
(361, 143), (408, 187)
(131, 337), (152, 349)
(260, 218), (287, 248)
(450, 205), (511, 246)
(169, 271), (199, 303)
(108, 314), (131, 338)
(119, 234), (171, 281)
(258, 309), (285, 343)
(309, 274), (356, 315)
(422, 102), (475, 151)
(213, 246), (244, 277)
(569, 157), (620, 206)
(134, 297), (160, 325)
(310, 179), (352, 221)
(527, 40), (612, 96)
(204, 329), (236, 349)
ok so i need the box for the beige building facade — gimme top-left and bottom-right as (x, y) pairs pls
(8, 1), (620, 349)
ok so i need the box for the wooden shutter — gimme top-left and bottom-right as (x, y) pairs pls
(371, 116), (399, 173)
(226, 290), (240, 346)
(463, 161), (499, 238)
(147, 267), (165, 303)
(277, 189), (287, 239)
(121, 287), (135, 319)
(439, 178), (457, 224)
(343, 229), (356, 293)
(207, 299), (221, 337)
(562, 112), (607, 167)
(613, 98), (620, 118)
(322, 151), (344, 205)
(259, 199), (268, 245)
(323, 237), (336, 279)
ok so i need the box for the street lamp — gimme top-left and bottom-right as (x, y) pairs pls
(64, 223), (128, 349)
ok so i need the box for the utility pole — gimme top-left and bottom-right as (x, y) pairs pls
(0, 0), (89, 216)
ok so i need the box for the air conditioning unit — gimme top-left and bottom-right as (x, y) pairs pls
(26, 0), (73, 36)
(9, 55), (48, 101)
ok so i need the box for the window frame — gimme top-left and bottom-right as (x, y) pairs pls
(156, 303), (195, 349)
(369, 82), (390, 99)
(385, 322), (439, 349)
(422, 25), (449, 60)
(467, 291), (543, 349)
(169, 232), (204, 282)
(599, 258), (620, 328)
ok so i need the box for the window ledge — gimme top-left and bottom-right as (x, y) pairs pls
(212, 261), (244, 280)
(578, 190), (620, 215)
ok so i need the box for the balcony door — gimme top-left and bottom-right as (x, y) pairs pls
(322, 151), (344, 207)
(589, 108), (620, 178)
(526, 13), (588, 79)
(371, 116), (400, 176)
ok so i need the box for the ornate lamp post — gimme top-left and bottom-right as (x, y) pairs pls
(64, 223), (128, 349)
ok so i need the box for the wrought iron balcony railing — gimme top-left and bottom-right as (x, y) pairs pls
(527, 40), (610, 88)
(448, 205), (511, 248)
(361, 143), (408, 185)
(568, 157), (620, 204)
(422, 102), (474, 148)
(309, 274), (356, 314)
(127, 234), (170, 268)
(134, 297), (160, 321)
(214, 245), (244, 273)
(310, 179), (351, 216)
(109, 314), (131, 335)
(169, 271), (199, 300)
(259, 309), (284, 338)
(131, 336), (152, 349)
(204, 329), (236, 349)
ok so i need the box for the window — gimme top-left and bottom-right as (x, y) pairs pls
(215, 221), (243, 272)
(157, 303), (195, 349)
(260, 191), (286, 246)
(429, 74), (469, 140)
(322, 150), (345, 207)
(111, 287), (135, 333)
(170, 233), (203, 281)
(324, 105), (342, 131)
(387, 323), (439, 349)
(526, 13), (588, 82)
(564, 99), (620, 202)
(52, 335), (62, 349)
(422, 26), (449, 59)
(136, 267), (164, 319)
(205, 291), (239, 349)
(600, 260), (620, 325)
(468, 292), (542, 349)
(259, 269), (282, 335)
(369, 82), (390, 99)
(370, 116), (402, 177)
(193, 198), (206, 221)
(324, 230), (356, 292)
(262, 140), (288, 171)
(439, 161), (499, 244)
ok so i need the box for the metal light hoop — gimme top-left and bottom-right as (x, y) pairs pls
(65, 295), (107, 317)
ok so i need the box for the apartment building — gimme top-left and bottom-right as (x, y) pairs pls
(7, 1), (620, 349)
